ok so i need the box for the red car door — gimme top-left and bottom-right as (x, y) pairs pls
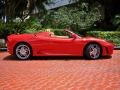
(45, 37), (83, 55)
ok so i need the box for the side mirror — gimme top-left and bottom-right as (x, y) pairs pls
(71, 34), (77, 39)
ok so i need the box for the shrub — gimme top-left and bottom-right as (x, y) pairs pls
(113, 14), (120, 27)
(0, 21), (26, 39)
(24, 16), (42, 33)
(86, 31), (120, 46)
(0, 16), (42, 39)
(41, 2), (103, 32)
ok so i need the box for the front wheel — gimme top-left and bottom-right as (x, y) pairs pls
(15, 43), (32, 60)
(84, 43), (101, 59)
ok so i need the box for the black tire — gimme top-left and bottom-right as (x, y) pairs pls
(14, 43), (32, 60)
(84, 43), (101, 59)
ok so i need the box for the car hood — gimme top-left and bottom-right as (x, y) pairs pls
(83, 36), (114, 45)
(84, 36), (103, 40)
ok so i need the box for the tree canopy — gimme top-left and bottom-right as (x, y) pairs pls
(0, 0), (120, 28)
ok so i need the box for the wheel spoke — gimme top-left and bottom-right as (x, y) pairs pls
(17, 49), (21, 52)
(89, 44), (100, 59)
(16, 44), (31, 59)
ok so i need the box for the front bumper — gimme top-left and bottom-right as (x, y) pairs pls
(102, 44), (114, 56)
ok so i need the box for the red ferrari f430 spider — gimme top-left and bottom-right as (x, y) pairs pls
(7, 30), (114, 60)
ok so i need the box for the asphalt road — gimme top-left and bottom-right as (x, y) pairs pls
(0, 51), (120, 90)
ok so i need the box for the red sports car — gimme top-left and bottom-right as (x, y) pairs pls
(7, 30), (114, 60)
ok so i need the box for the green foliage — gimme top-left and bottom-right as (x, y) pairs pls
(86, 31), (120, 46)
(116, 26), (120, 31)
(113, 14), (120, 26)
(112, 14), (120, 31)
(0, 21), (29, 39)
(24, 16), (42, 33)
(0, 16), (42, 39)
(42, 3), (103, 32)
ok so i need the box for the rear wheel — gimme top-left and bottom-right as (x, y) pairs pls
(15, 43), (32, 60)
(84, 43), (101, 59)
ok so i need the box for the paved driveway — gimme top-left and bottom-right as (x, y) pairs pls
(0, 50), (120, 90)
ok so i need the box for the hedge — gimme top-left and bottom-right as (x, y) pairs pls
(86, 31), (120, 46)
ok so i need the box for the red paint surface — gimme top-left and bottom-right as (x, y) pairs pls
(7, 30), (114, 57)
(0, 50), (120, 90)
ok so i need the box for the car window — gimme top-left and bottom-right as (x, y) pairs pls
(53, 30), (72, 38)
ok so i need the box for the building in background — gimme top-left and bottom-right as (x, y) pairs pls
(43, 0), (78, 10)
